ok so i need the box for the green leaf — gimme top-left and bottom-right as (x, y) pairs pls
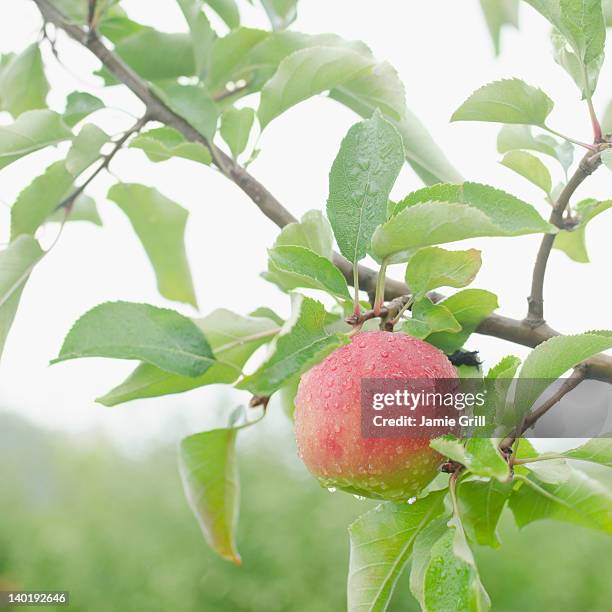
(524, 0), (606, 96)
(207, 0), (241, 28)
(52, 301), (215, 377)
(0, 110), (72, 171)
(330, 59), (406, 122)
(373, 205), (536, 265)
(479, 0), (519, 55)
(198, 310), (280, 369)
(98, 14), (145, 43)
(65, 124), (109, 176)
(605, 0), (612, 26)
(220, 107), (255, 158)
(510, 467), (612, 534)
(273, 210), (334, 259)
(250, 306), (284, 326)
(130, 127), (212, 165)
(525, 0), (606, 62)
(602, 149), (612, 171)
(267, 246), (351, 299)
(553, 199), (612, 263)
(525, 458), (573, 485)
(260, 0), (298, 30)
(459, 479), (513, 547)
(179, 426), (241, 564)
(497, 124), (574, 171)
(10, 161), (74, 239)
(206, 28), (460, 184)
(487, 355), (521, 379)
(98, 363), (237, 408)
(376, 182), (554, 263)
(427, 289), (499, 353)
(331, 83), (462, 185)
(411, 298), (462, 335)
(416, 515), (490, 612)
(430, 436), (510, 481)
(347, 490), (446, 612)
(98, 29), (195, 83)
(0, 236), (44, 358)
(47, 194), (102, 227)
(0, 43), (48, 117)
(206, 27), (269, 92)
(406, 247), (482, 300)
(107, 183), (197, 307)
(236, 293), (350, 395)
(409, 518), (448, 609)
(63, 91), (105, 127)
(515, 332), (612, 419)
(500, 150), (552, 194)
(153, 83), (219, 141)
(482, 356), (521, 436)
(465, 438), (511, 481)
(97, 310), (279, 406)
(327, 110), (404, 263)
(564, 438), (612, 468)
(258, 46), (376, 129)
(177, 0), (216, 79)
(451, 78), (554, 126)
(0, 53), (15, 74)
(276, 374), (300, 418)
(401, 318), (432, 340)
(551, 27), (604, 98)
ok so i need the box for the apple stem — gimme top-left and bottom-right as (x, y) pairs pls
(345, 294), (412, 330)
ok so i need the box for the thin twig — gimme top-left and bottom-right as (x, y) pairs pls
(56, 114), (149, 212)
(526, 150), (602, 325)
(543, 125), (597, 151)
(500, 364), (588, 449)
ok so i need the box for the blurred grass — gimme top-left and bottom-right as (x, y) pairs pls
(0, 411), (611, 611)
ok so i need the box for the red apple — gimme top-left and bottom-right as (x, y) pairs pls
(294, 331), (458, 501)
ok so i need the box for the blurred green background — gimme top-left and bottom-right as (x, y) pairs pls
(1, 410), (611, 612)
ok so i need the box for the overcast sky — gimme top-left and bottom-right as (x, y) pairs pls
(0, 0), (610, 448)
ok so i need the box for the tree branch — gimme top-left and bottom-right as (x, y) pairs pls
(526, 149), (602, 325)
(32, 0), (612, 385)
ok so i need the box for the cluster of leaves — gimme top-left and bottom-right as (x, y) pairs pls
(1, 1), (612, 610)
